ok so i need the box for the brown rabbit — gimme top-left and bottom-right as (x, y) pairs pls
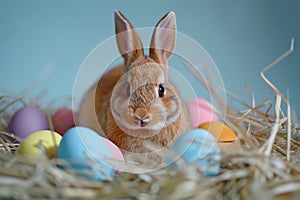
(77, 11), (190, 163)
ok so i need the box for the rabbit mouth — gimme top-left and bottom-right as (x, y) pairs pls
(137, 120), (146, 127)
(134, 112), (152, 128)
(110, 99), (168, 138)
(112, 108), (164, 131)
(117, 115), (166, 135)
(131, 120), (164, 131)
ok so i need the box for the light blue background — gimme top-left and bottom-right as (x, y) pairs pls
(1, 1), (299, 118)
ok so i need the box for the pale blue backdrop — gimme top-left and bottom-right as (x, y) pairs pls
(1, 1), (299, 118)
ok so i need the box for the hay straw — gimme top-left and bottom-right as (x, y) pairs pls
(0, 39), (300, 199)
(183, 59), (258, 150)
(259, 38), (294, 162)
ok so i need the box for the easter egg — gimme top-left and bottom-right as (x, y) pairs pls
(52, 108), (75, 135)
(15, 130), (62, 159)
(198, 121), (237, 150)
(167, 129), (220, 176)
(57, 127), (124, 181)
(8, 106), (50, 140)
(186, 98), (219, 128)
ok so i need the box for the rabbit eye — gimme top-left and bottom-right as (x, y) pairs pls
(126, 84), (130, 96)
(158, 84), (166, 98)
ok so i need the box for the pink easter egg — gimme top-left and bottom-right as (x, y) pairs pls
(52, 108), (75, 135)
(186, 98), (219, 128)
(103, 138), (125, 162)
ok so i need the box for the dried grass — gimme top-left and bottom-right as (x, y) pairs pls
(0, 39), (300, 199)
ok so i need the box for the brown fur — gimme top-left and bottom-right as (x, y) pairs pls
(77, 11), (191, 163)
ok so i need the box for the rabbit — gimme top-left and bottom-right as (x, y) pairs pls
(77, 10), (191, 164)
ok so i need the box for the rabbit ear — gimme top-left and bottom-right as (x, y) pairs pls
(149, 11), (176, 65)
(115, 10), (144, 68)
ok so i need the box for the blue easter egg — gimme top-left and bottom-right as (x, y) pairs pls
(58, 126), (124, 181)
(167, 128), (220, 176)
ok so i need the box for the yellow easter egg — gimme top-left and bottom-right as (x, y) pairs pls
(16, 130), (62, 159)
(198, 121), (237, 142)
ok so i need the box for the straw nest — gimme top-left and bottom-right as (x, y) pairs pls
(1, 40), (299, 200)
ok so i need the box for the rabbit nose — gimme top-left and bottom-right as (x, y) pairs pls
(133, 107), (151, 127)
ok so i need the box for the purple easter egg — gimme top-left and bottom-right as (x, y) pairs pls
(8, 106), (49, 139)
